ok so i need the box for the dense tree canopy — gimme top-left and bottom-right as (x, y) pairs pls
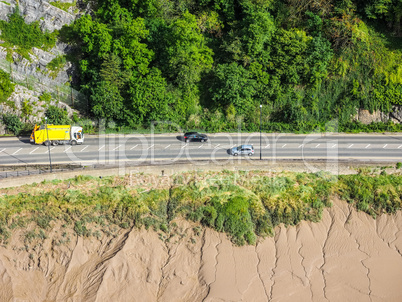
(59, 0), (402, 131)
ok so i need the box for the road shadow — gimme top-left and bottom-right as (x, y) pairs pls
(18, 136), (33, 145)
(0, 149), (31, 165)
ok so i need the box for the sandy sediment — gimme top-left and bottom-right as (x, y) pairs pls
(0, 199), (401, 301)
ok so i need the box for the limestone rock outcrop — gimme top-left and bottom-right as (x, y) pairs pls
(0, 1), (86, 126)
(0, 0), (76, 32)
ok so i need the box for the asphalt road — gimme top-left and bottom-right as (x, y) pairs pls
(0, 133), (402, 166)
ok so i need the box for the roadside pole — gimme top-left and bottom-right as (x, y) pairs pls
(45, 117), (53, 173)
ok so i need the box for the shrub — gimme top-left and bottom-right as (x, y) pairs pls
(38, 92), (52, 104)
(47, 55), (67, 79)
(49, 1), (76, 12)
(0, 9), (57, 52)
(2, 113), (23, 134)
(74, 220), (91, 237)
(0, 69), (15, 103)
(211, 196), (255, 246)
(19, 122), (35, 135)
(45, 105), (72, 125)
(338, 174), (402, 217)
(22, 100), (33, 117)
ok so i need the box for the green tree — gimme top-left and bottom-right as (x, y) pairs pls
(210, 63), (256, 115)
(269, 28), (312, 85)
(99, 53), (129, 88)
(126, 68), (172, 125)
(90, 81), (124, 122)
(242, 10), (276, 58)
(165, 12), (214, 87)
(45, 106), (72, 125)
(305, 35), (333, 86)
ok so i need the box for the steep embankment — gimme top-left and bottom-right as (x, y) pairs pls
(0, 199), (401, 302)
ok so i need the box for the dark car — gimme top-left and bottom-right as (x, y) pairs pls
(184, 132), (208, 143)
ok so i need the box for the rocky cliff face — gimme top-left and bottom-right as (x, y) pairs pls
(355, 107), (402, 124)
(0, 199), (401, 301)
(0, 0), (85, 134)
(0, 0), (82, 93)
(0, 0), (77, 32)
(0, 84), (75, 126)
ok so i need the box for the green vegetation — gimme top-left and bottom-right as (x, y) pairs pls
(2, 113), (23, 134)
(341, 121), (402, 133)
(45, 105), (72, 125)
(49, 1), (76, 12)
(0, 69), (15, 103)
(21, 100), (33, 117)
(0, 8), (57, 60)
(0, 2), (402, 133)
(0, 170), (401, 246)
(338, 173), (402, 217)
(38, 92), (53, 105)
(49, 0), (402, 132)
(46, 55), (67, 79)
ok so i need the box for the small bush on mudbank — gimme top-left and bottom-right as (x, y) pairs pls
(172, 172), (335, 245)
(338, 174), (402, 218)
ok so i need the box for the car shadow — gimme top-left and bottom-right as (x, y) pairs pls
(226, 149), (231, 155)
(176, 135), (186, 142)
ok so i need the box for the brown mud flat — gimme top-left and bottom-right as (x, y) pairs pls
(0, 199), (401, 301)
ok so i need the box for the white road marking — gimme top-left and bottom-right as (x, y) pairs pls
(314, 144), (320, 148)
(0, 148), (5, 152)
(265, 144), (270, 148)
(112, 145), (121, 151)
(130, 144), (138, 150)
(214, 144), (221, 149)
(281, 144), (287, 148)
(80, 145), (89, 152)
(331, 144), (337, 148)
(348, 144), (353, 149)
(98, 145), (105, 151)
(231, 145), (236, 148)
(181, 144), (187, 149)
(298, 144), (304, 148)
(383, 144), (388, 149)
(45, 147), (55, 153)
(365, 144), (370, 149)
(147, 144), (154, 150)
(30, 147), (39, 154)
(12, 148), (22, 155)
(64, 146), (72, 152)
(164, 144), (171, 149)
(398, 145), (402, 149)
(198, 144), (204, 149)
